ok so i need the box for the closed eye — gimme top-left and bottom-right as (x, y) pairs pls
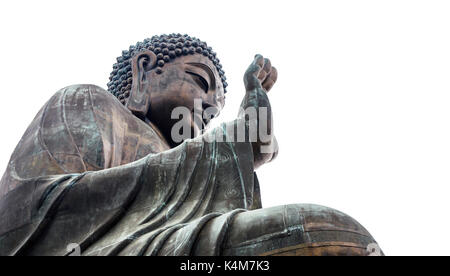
(186, 71), (209, 93)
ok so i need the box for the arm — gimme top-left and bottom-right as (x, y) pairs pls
(237, 55), (279, 169)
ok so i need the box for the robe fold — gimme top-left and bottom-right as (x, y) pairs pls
(0, 84), (261, 256)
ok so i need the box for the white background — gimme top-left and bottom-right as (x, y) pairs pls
(1, 0), (450, 256)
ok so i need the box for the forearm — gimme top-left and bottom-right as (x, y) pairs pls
(237, 86), (277, 169)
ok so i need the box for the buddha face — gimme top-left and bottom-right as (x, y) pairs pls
(130, 51), (225, 147)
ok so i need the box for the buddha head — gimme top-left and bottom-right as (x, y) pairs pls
(107, 34), (227, 147)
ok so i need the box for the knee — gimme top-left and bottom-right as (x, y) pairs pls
(286, 203), (372, 237)
(223, 204), (381, 256)
(270, 203), (381, 255)
(247, 203), (374, 239)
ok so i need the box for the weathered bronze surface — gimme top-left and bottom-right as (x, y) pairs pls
(0, 34), (382, 256)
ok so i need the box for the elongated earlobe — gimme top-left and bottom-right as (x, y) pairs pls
(126, 50), (157, 119)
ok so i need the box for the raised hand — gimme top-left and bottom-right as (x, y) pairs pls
(244, 54), (278, 93)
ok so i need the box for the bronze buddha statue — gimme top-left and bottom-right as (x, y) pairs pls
(0, 34), (381, 256)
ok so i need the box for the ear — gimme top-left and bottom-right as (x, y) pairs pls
(126, 50), (157, 119)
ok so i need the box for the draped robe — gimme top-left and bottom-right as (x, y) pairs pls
(0, 84), (379, 256)
(0, 84), (262, 255)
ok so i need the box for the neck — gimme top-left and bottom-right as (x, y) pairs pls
(144, 117), (174, 148)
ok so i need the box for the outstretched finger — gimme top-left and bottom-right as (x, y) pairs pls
(255, 54), (265, 67)
(262, 66), (278, 92)
(251, 54), (264, 74)
(263, 58), (272, 74)
(258, 58), (272, 81)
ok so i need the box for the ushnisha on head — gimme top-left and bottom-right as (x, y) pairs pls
(107, 34), (227, 147)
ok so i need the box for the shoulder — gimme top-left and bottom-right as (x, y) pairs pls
(51, 84), (120, 104)
(47, 84), (131, 118)
(56, 84), (106, 92)
(46, 84), (170, 163)
(19, 84), (126, 174)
